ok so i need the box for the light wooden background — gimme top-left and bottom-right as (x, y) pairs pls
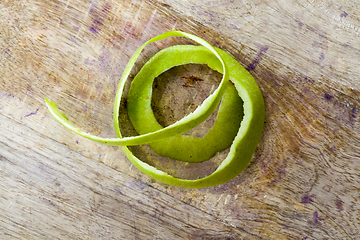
(1, 0), (359, 239)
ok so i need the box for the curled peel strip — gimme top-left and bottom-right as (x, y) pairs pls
(127, 45), (244, 163)
(45, 31), (265, 188)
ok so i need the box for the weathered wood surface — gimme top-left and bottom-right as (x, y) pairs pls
(0, 0), (359, 239)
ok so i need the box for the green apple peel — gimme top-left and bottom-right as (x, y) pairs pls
(45, 31), (265, 188)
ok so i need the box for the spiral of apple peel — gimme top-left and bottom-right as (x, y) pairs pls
(45, 31), (265, 188)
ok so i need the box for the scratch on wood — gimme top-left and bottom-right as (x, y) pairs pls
(57, 0), (72, 28)
(114, 186), (123, 195)
(23, 108), (39, 118)
(140, 8), (158, 41)
(215, 194), (223, 207)
(224, 194), (231, 205)
(246, 45), (268, 71)
(117, 1), (136, 35)
(119, 1), (145, 49)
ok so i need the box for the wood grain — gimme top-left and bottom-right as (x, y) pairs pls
(0, 113), (254, 239)
(1, 0), (359, 239)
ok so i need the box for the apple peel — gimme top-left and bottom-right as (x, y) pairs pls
(45, 31), (265, 188)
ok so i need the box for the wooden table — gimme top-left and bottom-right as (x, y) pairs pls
(1, 0), (359, 239)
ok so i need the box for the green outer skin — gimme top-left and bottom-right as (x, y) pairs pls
(117, 44), (265, 188)
(127, 45), (243, 163)
(45, 31), (265, 188)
